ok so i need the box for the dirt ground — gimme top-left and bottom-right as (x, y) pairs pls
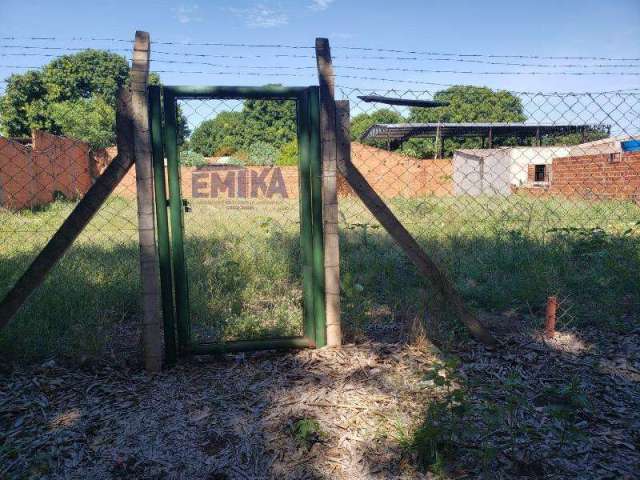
(1, 322), (639, 479)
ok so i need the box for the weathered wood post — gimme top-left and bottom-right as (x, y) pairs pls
(0, 91), (136, 330)
(335, 100), (496, 348)
(315, 38), (341, 347)
(130, 31), (162, 371)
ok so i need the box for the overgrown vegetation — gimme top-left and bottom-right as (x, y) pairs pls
(188, 95), (297, 166)
(1, 195), (638, 360)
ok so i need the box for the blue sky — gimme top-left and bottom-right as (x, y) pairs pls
(0, 0), (639, 95)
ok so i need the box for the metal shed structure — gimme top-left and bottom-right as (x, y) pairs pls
(361, 122), (605, 158)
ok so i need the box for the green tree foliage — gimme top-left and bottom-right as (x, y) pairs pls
(49, 96), (115, 149)
(247, 141), (279, 166)
(41, 50), (130, 106)
(350, 108), (405, 148)
(276, 139), (298, 166)
(240, 98), (297, 148)
(189, 111), (244, 156)
(403, 86), (526, 158)
(0, 71), (49, 137)
(189, 92), (297, 162)
(0, 50), (187, 148)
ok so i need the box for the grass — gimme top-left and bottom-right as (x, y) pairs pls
(1, 193), (639, 360)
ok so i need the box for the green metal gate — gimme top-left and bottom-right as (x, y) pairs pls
(149, 85), (325, 362)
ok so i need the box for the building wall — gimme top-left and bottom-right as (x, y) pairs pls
(509, 147), (569, 186)
(110, 142), (453, 200)
(338, 143), (452, 197)
(0, 137), (34, 209)
(548, 152), (640, 200)
(0, 131), (98, 209)
(453, 149), (513, 196)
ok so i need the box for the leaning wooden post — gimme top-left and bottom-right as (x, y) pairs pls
(130, 31), (162, 371)
(0, 91), (136, 330)
(335, 100), (496, 348)
(315, 38), (341, 347)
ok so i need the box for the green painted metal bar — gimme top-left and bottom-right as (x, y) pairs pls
(149, 86), (177, 365)
(296, 89), (317, 344)
(308, 86), (327, 348)
(188, 336), (315, 355)
(163, 91), (191, 353)
(164, 85), (307, 100)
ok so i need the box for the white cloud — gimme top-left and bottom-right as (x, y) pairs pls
(174, 4), (203, 24)
(309, 0), (335, 11)
(229, 4), (289, 28)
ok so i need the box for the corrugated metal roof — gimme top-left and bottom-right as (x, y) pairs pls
(361, 122), (603, 142)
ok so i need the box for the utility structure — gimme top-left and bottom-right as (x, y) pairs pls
(361, 122), (601, 158)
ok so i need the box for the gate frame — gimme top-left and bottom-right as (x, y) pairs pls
(150, 85), (326, 357)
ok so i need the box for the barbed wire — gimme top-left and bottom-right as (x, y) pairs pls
(1, 64), (639, 95)
(1, 36), (638, 62)
(334, 65), (640, 76)
(3, 54), (639, 77)
(333, 45), (640, 62)
(4, 45), (640, 69)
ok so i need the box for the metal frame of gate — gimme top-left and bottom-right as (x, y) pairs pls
(149, 85), (326, 362)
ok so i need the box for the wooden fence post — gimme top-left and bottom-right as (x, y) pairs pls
(335, 101), (497, 348)
(130, 31), (162, 371)
(315, 38), (341, 347)
(0, 91), (136, 330)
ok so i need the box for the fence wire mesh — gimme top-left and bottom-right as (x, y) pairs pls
(0, 130), (140, 359)
(174, 96), (305, 343)
(335, 87), (640, 342)
(0, 38), (639, 360)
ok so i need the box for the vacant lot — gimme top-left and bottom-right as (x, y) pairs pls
(1, 194), (639, 359)
(1, 194), (639, 478)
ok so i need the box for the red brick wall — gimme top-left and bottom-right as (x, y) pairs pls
(548, 152), (640, 200)
(0, 131), (98, 209)
(337, 143), (453, 197)
(108, 142), (454, 201)
(0, 137), (35, 209)
(32, 131), (93, 201)
(517, 152), (640, 200)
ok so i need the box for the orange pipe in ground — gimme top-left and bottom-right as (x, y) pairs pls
(545, 296), (557, 338)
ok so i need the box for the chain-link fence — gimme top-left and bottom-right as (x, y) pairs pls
(174, 96), (305, 344)
(335, 87), (640, 343)
(0, 129), (141, 359)
(1, 39), (639, 360)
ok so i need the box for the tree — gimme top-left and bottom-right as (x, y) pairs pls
(350, 109), (404, 148)
(404, 85), (526, 157)
(189, 111), (244, 156)
(188, 93), (297, 161)
(0, 71), (49, 137)
(0, 50), (188, 147)
(49, 96), (115, 149)
(42, 50), (130, 106)
(240, 98), (297, 149)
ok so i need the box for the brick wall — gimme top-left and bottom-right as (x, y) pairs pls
(548, 152), (640, 200)
(0, 137), (34, 209)
(337, 143), (453, 197)
(109, 142), (454, 201)
(0, 131), (99, 209)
